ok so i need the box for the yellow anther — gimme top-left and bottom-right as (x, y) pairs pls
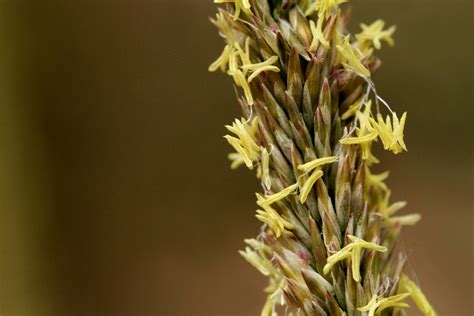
(230, 64), (254, 105)
(309, 18), (330, 50)
(344, 100), (380, 164)
(256, 206), (294, 237)
(305, 0), (347, 18)
(296, 156), (336, 203)
(365, 167), (390, 192)
(341, 96), (364, 120)
(214, 0), (252, 20)
(378, 191), (405, 216)
(256, 183), (299, 208)
(340, 130), (378, 145)
(228, 152), (245, 170)
(399, 275), (437, 316)
(224, 117), (260, 169)
(240, 238), (285, 316)
(234, 39), (252, 74)
(242, 56), (280, 82)
(369, 112), (408, 154)
(377, 192), (421, 226)
(298, 156), (337, 173)
(356, 19), (396, 52)
(387, 214), (422, 226)
(261, 147), (272, 190)
(323, 235), (387, 281)
(209, 45), (232, 72)
(358, 293), (410, 316)
(239, 246), (272, 276)
(337, 36), (371, 77)
(299, 169), (324, 203)
(214, 12), (235, 44)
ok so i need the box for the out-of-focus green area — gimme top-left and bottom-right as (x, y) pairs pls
(0, 0), (472, 315)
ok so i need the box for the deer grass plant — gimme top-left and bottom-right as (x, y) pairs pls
(209, 1), (436, 315)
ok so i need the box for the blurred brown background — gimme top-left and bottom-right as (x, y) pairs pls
(0, 0), (472, 315)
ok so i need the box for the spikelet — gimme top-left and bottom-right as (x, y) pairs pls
(210, 1), (435, 315)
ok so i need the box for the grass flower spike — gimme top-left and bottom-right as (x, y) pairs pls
(210, 0), (435, 314)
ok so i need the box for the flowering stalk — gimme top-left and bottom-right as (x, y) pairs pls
(209, 1), (435, 315)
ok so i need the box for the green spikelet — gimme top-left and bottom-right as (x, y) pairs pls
(210, 1), (436, 315)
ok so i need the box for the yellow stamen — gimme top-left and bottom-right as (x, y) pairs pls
(239, 246), (272, 276)
(243, 238), (272, 254)
(305, 0), (347, 17)
(239, 239), (274, 277)
(387, 214), (422, 226)
(386, 200), (407, 216)
(256, 206), (294, 237)
(233, 67), (254, 105)
(209, 45), (232, 72)
(340, 130), (378, 145)
(234, 39), (252, 74)
(345, 101), (379, 164)
(360, 142), (380, 165)
(228, 152), (245, 169)
(242, 56), (280, 82)
(304, 0), (320, 16)
(226, 118), (260, 154)
(358, 293), (410, 316)
(323, 244), (353, 274)
(214, 0), (252, 20)
(399, 275), (437, 316)
(297, 156), (336, 203)
(323, 235), (387, 281)
(261, 147), (272, 190)
(224, 135), (253, 168)
(341, 96), (364, 120)
(227, 48), (254, 105)
(378, 191), (406, 216)
(356, 107), (376, 135)
(356, 19), (396, 51)
(369, 112), (408, 154)
(256, 183), (299, 208)
(214, 12), (235, 44)
(309, 18), (330, 50)
(240, 238), (285, 316)
(298, 156), (337, 173)
(365, 167), (390, 192)
(376, 191), (421, 226)
(394, 111), (408, 151)
(337, 36), (371, 77)
(299, 169), (324, 203)
(261, 296), (273, 316)
(224, 117), (260, 169)
(255, 183), (297, 237)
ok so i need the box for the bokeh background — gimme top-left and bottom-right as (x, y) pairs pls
(0, 0), (472, 315)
